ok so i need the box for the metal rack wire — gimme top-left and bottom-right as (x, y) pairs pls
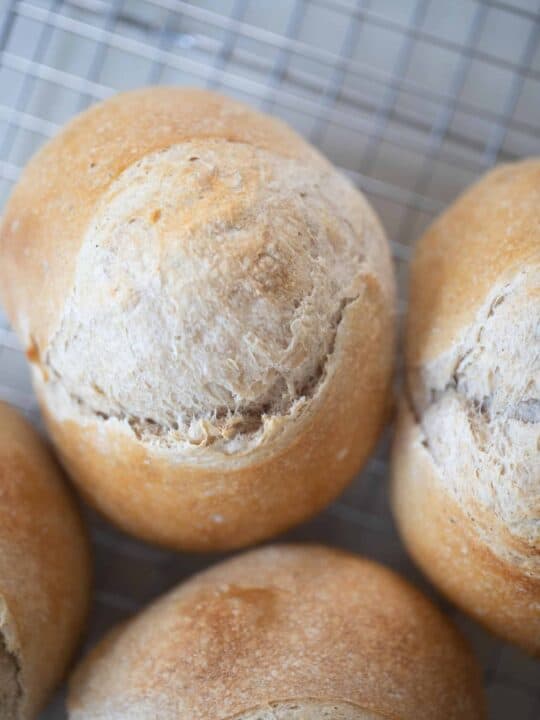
(0, 1), (539, 717)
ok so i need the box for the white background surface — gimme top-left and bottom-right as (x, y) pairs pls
(0, 1), (539, 717)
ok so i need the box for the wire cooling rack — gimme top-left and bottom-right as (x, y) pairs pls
(0, 1), (539, 717)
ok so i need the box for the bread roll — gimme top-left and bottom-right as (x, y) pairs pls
(392, 159), (540, 653)
(68, 544), (485, 719)
(0, 87), (395, 551)
(0, 402), (91, 719)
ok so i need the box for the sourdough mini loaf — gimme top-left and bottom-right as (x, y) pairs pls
(0, 87), (395, 551)
(0, 402), (91, 719)
(68, 545), (485, 720)
(392, 159), (540, 653)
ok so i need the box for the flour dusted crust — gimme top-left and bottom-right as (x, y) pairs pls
(0, 87), (395, 550)
(43, 141), (382, 455)
(0, 402), (91, 719)
(392, 159), (540, 653)
(68, 545), (485, 720)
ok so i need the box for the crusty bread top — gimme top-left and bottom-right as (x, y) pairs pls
(408, 158), (540, 367)
(0, 401), (91, 719)
(40, 141), (386, 453)
(0, 87), (324, 352)
(405, 160), (539, 572)
(69, 545), (484, 720)
(0, 87), (393, 456)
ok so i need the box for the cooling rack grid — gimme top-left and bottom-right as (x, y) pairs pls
(0, 1), (539, 717)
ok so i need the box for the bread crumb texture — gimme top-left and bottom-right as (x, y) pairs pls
(0, 633), (21, 720)
(44, 141), (379, 454)
(410, 267), (539, 573)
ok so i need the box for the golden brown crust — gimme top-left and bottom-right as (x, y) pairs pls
(391, 400), (540, 655)
(394, 159), (540, 652)
(39, 273), (393, 551)
(68, 545), (486, 720)
(0, 86), (395, 551)
(407, 159), (540, 367)
(0, 402), (91, 718)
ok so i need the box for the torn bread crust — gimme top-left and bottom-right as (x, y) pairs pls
(37, 290), (364, 466)
(407, 268), (540, 573)
(229, 699), (386, 720)
(30, 141), (381, 457)
(41, 292), (360, 452)
(0, 626), (23, 720)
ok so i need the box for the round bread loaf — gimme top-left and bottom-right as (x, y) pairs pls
(68, 544), (485, 720)
(0, 401), (91, 719)
(0, 87), (395, 551)
(392, 159), (540, 653)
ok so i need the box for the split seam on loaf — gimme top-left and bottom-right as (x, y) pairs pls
(0, 626), (23, 719)
(407, 268), (539, 572)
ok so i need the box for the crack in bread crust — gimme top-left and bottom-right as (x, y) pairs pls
(44, 293), (359, 450)
(228, 699), (388, 720)
(0, 631), (23, 720)
(407, 269), (539, 571)
(40, 140), (379, 454)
